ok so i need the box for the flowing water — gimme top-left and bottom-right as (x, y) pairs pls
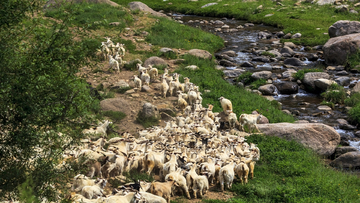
(175, 14), (360, 147)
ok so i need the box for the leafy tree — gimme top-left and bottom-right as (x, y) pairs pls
(0, 0), (98, 201)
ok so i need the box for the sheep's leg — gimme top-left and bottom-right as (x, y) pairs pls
(182, 186), (190, 199)
(250, 162), (255, 179)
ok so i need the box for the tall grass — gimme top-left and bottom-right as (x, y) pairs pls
(230, 134), (360, 202)
(176, 55), (294, 123)
(292, 68), (324, 81)
(146, 17), (224, 53)
(45, 3), (131, 30)
(321, 83), (347, 104)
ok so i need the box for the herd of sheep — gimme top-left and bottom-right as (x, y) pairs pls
(68, 43), (263, 202)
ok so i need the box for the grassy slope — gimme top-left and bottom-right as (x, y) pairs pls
(114, 0), (360, 46)
(46, 3), (360, 202)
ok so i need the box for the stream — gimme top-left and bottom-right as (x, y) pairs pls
(172, 14), (360, 150)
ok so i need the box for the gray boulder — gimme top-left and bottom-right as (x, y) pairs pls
(330, 151), (360, 168)
(201, 2), (218, 8)
(316, 0), (336, 5)
(307, 53), (319, 61)
(303, 72), (330, 92)
(128, 1), (168, 17)
(252, 57), (270, 63)
(352, 82), (360, 93)
(334, 146), (358, 158)
(258, 84), (277, 95)
(141, 103), (159, 118)
(329, 20), (360, 38)
(284, 58), (306, 66)
(282, 69), (297, 79)
(223, 69), (244, 78)
(159, 47), (175, 53)
(219, 59), (237, 67)
(258, 123), (341, 157)
(280, 46), (294, 56)
(222, 50), (237, 57)
(335, 76), (351, 86)
(251, 71), (272, 80)
(284, 42), (296, 49)
(144, 56), (167, 68)
(314, 79), (335, 91)
(323, 33), (360, 65)
(188, 49), (212, 60)
(274, 81), (299, 94)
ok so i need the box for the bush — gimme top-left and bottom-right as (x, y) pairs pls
(250, 79), (267, 90)
(346, 49), (360, 70)
(292, 68), (323, 81)
(261, 51), (276, 58)
(236, 71), (256, 85)
(320, 101), (335, 109)
(345, 93), (360, 107)
(321, 83), (346, 104)
(348, 104), (360, 124)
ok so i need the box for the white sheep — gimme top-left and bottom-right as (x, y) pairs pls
(81, 178), (107, 199)
(71, 174), (96, 192)
(160, 76), (169, 98)
(219, 96), (233, 115)
(109, 55), (120, 74)
(228, 111), (237, 129)
(238, 114), (263, 133)
(177, 91), (188, 113)
(192, 173), (209, 199)
(82, 120), (112, 138)
(219, 162), (236, 191)
(148, 65), (158, 82)
(133, 75), (142, 91)
(141, 70), (151, 86)
(235, 158), (249, 185)
(165, 169), (190, 199)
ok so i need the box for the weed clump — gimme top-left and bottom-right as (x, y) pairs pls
(102, 111), (126, 122)
(136, 112), (159, 128)
(345, 93), (360, 107)
(321, 83), (346, 104)
(292, 68), (323, 81)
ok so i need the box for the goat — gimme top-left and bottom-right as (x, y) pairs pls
(238, 114), (263, 133)
(149, 180), (177, 203)
(219, 162), (236, 191)
(81, 178), (107, 199)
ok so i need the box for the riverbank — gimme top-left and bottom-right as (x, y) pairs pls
(114, 0), (360, 46)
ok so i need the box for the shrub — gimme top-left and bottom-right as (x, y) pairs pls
(320, 101), (335, 109)
(345, 93), (360, 107)
(159, 51), (178, 59)
(113, 87), (131, 94)
(236, 71), (256, 85)
(348, 104), (360, 124)
(346, 50), (360, 70)
(261, 51), (276, 58)
(292, 68), (323, 81)
(321, 83), (346, 104)
(250, 79), (267, 90)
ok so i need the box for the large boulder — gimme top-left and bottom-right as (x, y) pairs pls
(128, 1), (167, 17)
(258, 84), (277, 95)
(258, 123), (341, 157)
(143, 56), (168, 68)
(140, 103), (159, 118)
(323, 33), (360, 65)
(188, 49), (212, 60)
(316, 0), (336, 5)
(100, 98), (131, 116)
(223, 69), (244, 78)
(274, 81), (299, 94)
(280, 46), (294, 56)
(328, 20), (360, 38)
(335, 76), (351, 86)
(314, 79), (336, 91)
(334, 146), (358, 158)
(330, 151), (360, 168)
(251, 71), (272, 80)
(303, 72), (330, 92)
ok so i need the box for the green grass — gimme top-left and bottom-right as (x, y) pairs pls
(45, 3), (131, 30)
(176, 55), (294, 123)
(292, 68), (324, 81)
(321, 83), (347, 104)
(262, 51), (276, 58)
(346, 50), (360, 71)
(345, 93), (360, 107)
(250, 79), (267, 90)
(236, 71), (256, 85)
(102, 110), (126, 122)
(136, 112), (160, 128)
(228, 134), (360, 202)
(113, 0), (360, 46)
(146, 17), (224, 53)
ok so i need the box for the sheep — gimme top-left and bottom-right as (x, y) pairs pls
(114, 42), (126, 57)
(145, 150), (166, 175)
(106, 191), (142, 203)
(100, 42), (110, 61)
(82, 120), (112, 138)
(139, 191), (167, 203)
(81, 178), (107, 199)
(148, 65), (158, 82)
(228, 111), (237, 129)
(238, 114), (263, 133)
(219, 161), (236, 191)
(234, 158), (249, 185)
(71, 174), (97, 192)
(109, 55), (120, 74)
(199, 157), (216, 185)
(188, 88), (198, 106)
(149, 180), (176, 203)
(218, 96), (233, 115)
(192, 173), (209, 199)
(140, 70), (151, 86)
(165, 169), (190, 199)
(72, 194), (105, 203)
(133, 75), (142, 91)
(161, 153), (178, 181)
(160, 76), (169, 98)
(137, 63), (147, 75)
(177, 91), (188, 113)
